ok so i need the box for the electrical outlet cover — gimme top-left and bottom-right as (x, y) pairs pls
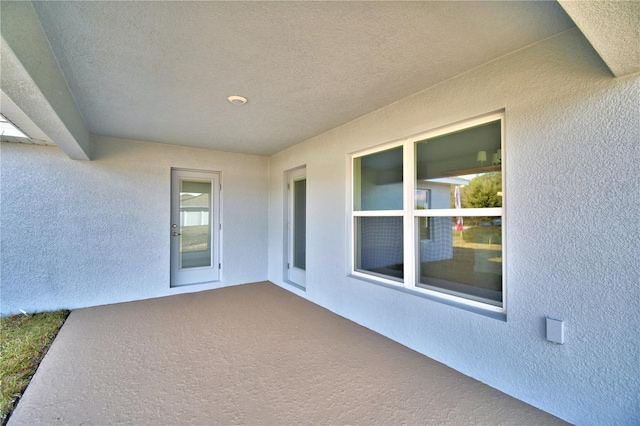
(546, 317), (565, 344)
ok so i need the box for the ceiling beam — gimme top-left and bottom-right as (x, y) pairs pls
(0, 1), (91, 160)
(559, 0), (640, 78)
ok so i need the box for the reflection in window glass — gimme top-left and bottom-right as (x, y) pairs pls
(455, 173), (502, 208)
(355, 216), (403, 280)
(416, 120), (501, 210)
(354, 146), (403, 211)
(351, 114), (504, 311)
(414, 118), (503, 307)
(417, 217), (502, 306)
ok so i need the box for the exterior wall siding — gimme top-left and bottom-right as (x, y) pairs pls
(267, 28), (639, 425)
(0, 136), (269, 313)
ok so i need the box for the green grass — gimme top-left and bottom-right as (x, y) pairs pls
(461, 224), (502, 245)
(0, 310), (69, 425)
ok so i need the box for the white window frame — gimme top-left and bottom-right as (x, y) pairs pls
(352, 141), (405, 285)
(349, 112), (506, 315)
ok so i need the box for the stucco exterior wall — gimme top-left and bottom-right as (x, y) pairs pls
(1, 136), (268, 314)
(267, 28), (639, 425)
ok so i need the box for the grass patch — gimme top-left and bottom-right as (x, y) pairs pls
(461, 225), (502, 245)
(0, 310), (69, 425)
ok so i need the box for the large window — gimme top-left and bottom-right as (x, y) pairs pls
(351, 113), (505, 312)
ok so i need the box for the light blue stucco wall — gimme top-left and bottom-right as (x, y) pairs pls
(267, 29), (639, 425)
(1, 136), (269, 314)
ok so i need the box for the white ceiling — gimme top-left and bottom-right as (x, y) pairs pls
(28, 1), (576, 156)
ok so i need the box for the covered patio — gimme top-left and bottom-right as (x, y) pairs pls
(9, 282), (566, 425)
(2, 2), (638, 423)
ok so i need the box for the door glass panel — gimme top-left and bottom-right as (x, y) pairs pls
(180, 180), (211, 269)
(293, 179), (306, 270)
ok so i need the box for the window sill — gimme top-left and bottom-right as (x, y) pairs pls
(348, 273), (506, 322)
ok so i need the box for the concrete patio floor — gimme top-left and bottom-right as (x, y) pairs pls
(9, 281), (568, 425)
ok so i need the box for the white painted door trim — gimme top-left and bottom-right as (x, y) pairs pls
(170, 168), (221, 287)
(287, 167), (306, 288)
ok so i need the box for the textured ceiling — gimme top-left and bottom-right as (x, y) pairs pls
(31, 1), (575, 156)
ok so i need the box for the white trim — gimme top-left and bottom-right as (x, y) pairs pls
(403, 134), (415, 290)
(352, 210), (404, 217)
(411, 284), (504, 313)
(350, 271), (503, 314)
(170, 168), (221, 287)
(406, 110), (505, 144)
(285, 166), (307, 289)
(414, 208), (502, 217)
(351, 138), (406, 159)
(351, 270), (403, 286)
(500, 116), (507, 314)
(423, 177), (470, 186)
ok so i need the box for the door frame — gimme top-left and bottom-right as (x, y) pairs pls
(285, 166), (306, 289)
(170, 168), (221, 287)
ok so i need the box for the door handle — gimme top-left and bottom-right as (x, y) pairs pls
(172, 232), (181, 236)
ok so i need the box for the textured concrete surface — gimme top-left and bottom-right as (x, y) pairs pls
(9, 282), (567, 425)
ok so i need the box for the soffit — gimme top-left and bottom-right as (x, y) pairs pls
(558, 0), (640, 78)
(1, 90), (55, 146)
(31, 1), (574, 156)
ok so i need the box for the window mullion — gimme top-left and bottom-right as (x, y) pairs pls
(403, 139), (415, 289)
(352, 210), (404, 217)
(415, 208), (503, 217)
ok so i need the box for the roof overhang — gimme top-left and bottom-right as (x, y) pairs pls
(559, 0), (640, 78)
(1, 1), (91, 160)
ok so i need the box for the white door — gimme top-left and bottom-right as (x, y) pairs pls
(287, 168), (306, 287)
(171, 169), (220, 287)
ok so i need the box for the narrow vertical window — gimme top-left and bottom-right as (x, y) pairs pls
(287, 167), (306, 287)
(352, 145), (404, 281)
(293, 179), (306, 271)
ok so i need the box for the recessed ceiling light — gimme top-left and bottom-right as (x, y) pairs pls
(228, 95), (247, 105)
